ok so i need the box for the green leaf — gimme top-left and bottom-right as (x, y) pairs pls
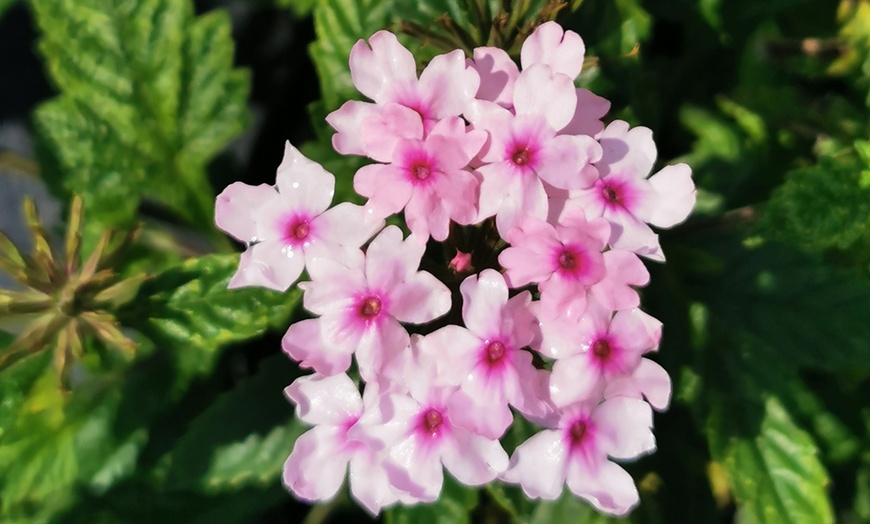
(54, 482), (289, 524)
(164, 355), (305, 491)
(763, 148), (870, 252)
(699, 325), (835, 524)
(274, 0), (317, 17)
(0, 0), (17, 19)
(0, 358), (148, 519)
(697, 241), (870, 372)
(530, 491), (631, 524)
(32, 0), (250, 238)
(118, 254), (300, 385)
(385, 476), (479, 524)
(708, 395), (834, 524)
(309, 0), (393, 111)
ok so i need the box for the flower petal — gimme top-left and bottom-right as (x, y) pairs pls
(282, 318), (354, 377)
(348, 451), (400, 515)
(536, 134), (601, 189)
(597, 120), (657, 179)
(229, 240), (304, 291)
(469, 46), (519, 108)
(550, 354), (603, 407)
(565, 459), (639, 516)
(460, 269), (509, 338)
(593, 396), (655, 460)
(559, 88), (611, 137)
(418, 49), (480, 119)
(349, 31), (417, 104)
(520, 21), (586, 80)
(512, 64), (577, 131)
(275, 141), (335, 213)
(389, 270), (451, 324)
(353, 163), (414, 218)
(215, 182), (275, 243)
(441, 426), (509, 485)
(502, 430), (567, 500)
(285, 372), (363, 425)
(604, 358), (672, 411)
(283, 426), (348, 502)
(647, 163), (696, 228)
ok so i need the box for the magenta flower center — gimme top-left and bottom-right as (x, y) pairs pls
(485, 340), (506, 364)
(421, 409), (444, 433)
(359, 296), (382, 319)
(601, 184), (620, 204)
(569, 420), (588, 445)
(511, 147), (531, 166)
(557, 250), (577, 270)
(592, 338), (612, 360)
(412, 163), (431, 180)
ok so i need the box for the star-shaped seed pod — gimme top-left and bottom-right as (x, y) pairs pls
(0, 195), (141, 389)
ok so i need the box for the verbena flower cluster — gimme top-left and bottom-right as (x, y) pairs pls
(215, 21), (695, 517)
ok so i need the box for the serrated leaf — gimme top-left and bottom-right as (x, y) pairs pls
(763, 152), (870, 251)
(32, 0), (250, 239)
(385, 476), (479, 524)
(0, 357), (147, 519)
(164, 355), (304, 491)
(118, 254), (300, 384)
(708, 395), (833, 524)
(699, 324), (835, 524)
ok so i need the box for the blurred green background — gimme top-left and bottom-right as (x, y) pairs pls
(0, 0), (869, 522)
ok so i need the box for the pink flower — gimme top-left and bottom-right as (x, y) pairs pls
(468, 47), (520, 109)
(417, 270), (548, 438)
(449, 250), (473, 273)
(327, 31), (480, 159)
(349, 351), (509, 502)
(353, 117), (486, 240)
(589, 249), (650, 312)
(558, 120), (696, 260)
(283, 373), (399, 515)
(520, 21), (586, 81)
(499, 211), (609, 320)
(295, 226), (451, 382)
(502, 396), (655, 516)
(467, 64), (602, 237)
(540, 302), (663, 407)
(215, 141), (383, 291)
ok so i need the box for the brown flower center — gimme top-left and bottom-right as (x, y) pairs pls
(292, 221), (310, 240)
(570, 420), (588, 444)
(602, 185), (619, 204)
(592, 339), (611, 360)
(359, 296), (382, 319)
(422, 409), (443, 432)
(512, 148), (531, 166)
(558, 250), (576, 270)
(485, 341), (506, 363)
